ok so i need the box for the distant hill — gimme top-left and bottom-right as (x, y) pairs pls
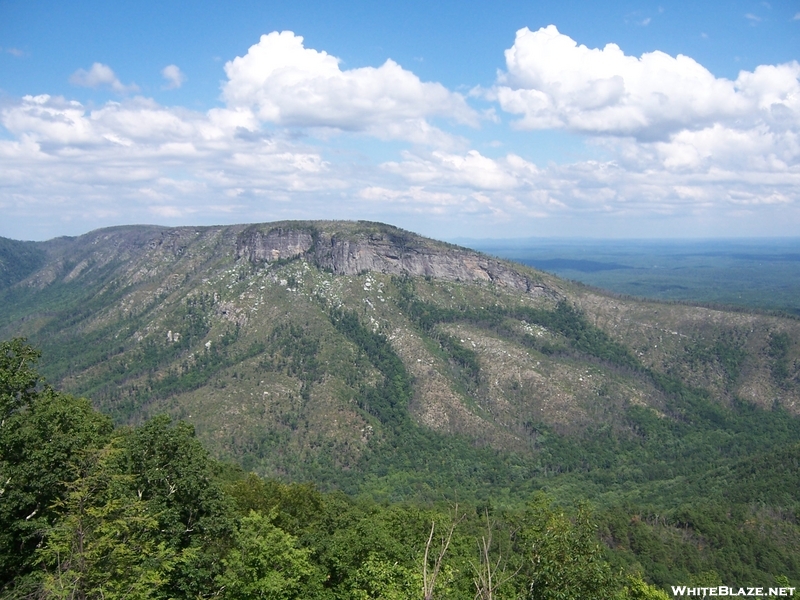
(463, 237), (800, 313)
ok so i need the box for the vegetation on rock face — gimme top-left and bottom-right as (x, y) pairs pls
(1, 221), (800, 595)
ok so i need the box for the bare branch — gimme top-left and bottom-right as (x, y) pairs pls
(470, 509), (521, 600)
(422, 503), (464, 600)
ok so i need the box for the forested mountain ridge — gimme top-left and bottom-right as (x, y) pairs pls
(1, 221), (799, 592)
(2, 221), (797, 449)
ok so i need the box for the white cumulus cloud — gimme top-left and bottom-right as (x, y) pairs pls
(493, 25), (800, 141)
(69, 63), (140, 94)
(222, 31), (478, 144)
(382, 150), (536, 190)
(161, 64), (186, 89)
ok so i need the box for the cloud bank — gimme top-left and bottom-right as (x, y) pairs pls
(1, 27), (798, 239)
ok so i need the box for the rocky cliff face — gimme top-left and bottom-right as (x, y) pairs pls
(236, 223), (555, 298)
(236, 226), (314, 263)
(14, 221), (555, 300)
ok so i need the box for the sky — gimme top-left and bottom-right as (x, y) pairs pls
(1, 0), (799, 241)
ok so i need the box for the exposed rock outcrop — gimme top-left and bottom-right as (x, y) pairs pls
(315, 232), (553, 296)
(236, 226), (314, 263)
(237, 223), (555, 297)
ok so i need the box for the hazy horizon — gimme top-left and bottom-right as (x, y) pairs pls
(5, 220), (800, 245)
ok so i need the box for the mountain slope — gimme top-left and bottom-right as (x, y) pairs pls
(1, 221), (798, 501)
(0, 236), (46, 291)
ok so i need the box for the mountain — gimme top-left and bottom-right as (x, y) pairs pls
(1, 221), (798, 503)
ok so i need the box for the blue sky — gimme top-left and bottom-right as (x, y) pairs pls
(1, 0), (799, 241)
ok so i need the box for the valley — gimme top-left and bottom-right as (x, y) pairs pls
(465, 238), (800, 315)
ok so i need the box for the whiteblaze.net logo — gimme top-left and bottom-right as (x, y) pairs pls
(671, 587), (795, 597)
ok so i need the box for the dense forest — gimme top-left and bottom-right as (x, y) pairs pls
(1, 338), (797, 599)
(1, 338), (680, 599)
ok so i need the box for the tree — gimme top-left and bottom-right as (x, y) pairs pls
(35, 442), (176, 600)
(516, 495), (618, 600)
(0, 338), (41, 419)
(113, 415), (235, 598)
(619, 575), (671, 600)
(349, 552), (421, 600)
(217, 510), (317, 600)
(422, 504), (463, 600)
(471, 510), (520, 600)
(0, 340), (113, 587)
